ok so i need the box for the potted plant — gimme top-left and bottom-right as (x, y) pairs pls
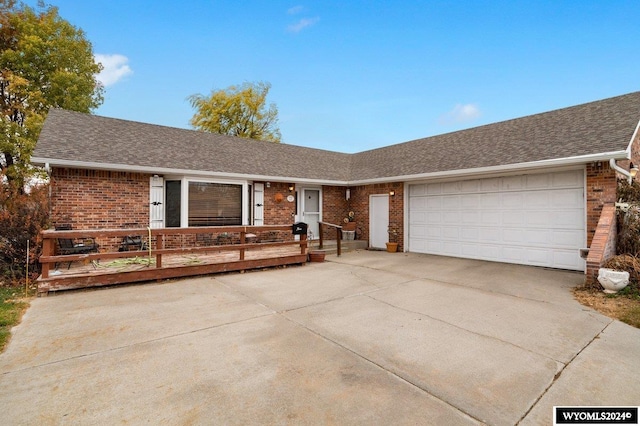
(343, 211), (356, 231)
(342, 211), (356, 240)
(386, 227), (399, 253)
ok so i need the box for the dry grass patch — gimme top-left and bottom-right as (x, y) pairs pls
(574, 287), (640, 329)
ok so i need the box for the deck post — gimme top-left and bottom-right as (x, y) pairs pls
(300, 233), (307, 255)
(41, 237), (53, 279)
(156, 233), (163, 268)
(240, 230), (246, 260)
(336, 227), (342, 256)
(318, 222), (324, 249)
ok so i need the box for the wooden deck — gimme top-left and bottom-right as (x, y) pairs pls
(38, 225), (308, 295)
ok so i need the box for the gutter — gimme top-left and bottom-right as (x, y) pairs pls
(32, 149), (631, 187)
(609, 158), (635, 184)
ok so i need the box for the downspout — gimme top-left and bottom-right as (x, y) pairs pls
(609, 158), (633, 184)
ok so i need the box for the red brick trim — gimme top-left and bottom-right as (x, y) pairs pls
(585, 204), (617, 284)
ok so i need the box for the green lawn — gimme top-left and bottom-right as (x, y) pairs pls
(0, 286), (30, 352)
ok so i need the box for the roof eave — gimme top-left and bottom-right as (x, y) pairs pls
(31, 150), (630, 187)
(348, 150), (630, 185)
(624, 119), (640, 154)
(30, 157), (351, 186)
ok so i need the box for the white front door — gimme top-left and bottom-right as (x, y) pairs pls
(370, 194), (389, 249)
(149, 176), (164, 228)
(302, 188), (321, 239)
(253, 183), (264, 226)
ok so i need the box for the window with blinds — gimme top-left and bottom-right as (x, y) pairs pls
(188, 182), (242, 226)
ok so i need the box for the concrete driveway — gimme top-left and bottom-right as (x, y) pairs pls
(1, 251), (638, 425)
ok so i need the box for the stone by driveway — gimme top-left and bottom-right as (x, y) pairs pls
(1, 251), (638, 425)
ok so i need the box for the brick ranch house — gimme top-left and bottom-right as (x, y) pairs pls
(32, 92), (640, 282)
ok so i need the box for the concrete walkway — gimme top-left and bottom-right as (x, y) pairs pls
(1, 251), (638, 425)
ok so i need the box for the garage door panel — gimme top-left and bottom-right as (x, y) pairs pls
(503, 228), (526, 244)
(410, 211), (427, 224)
(443, 212), (461, 223)
(525, 191), (550, 207)
(410, 238), (427, 251)
(426, 197), (441, 209)
(502, 246), (526, 262)
(551, 188), (583, 206)
(409, 225), (427, 238)
(554, 250), (582, 269)
(461, 194), (481, 208)
(409, 169), (586, 271)
(526, 174), (551, 189)
(502, 212), (525, 226)
(427, 183), (442, 195)
(549, 210), (584, 228)
(524, 210), (551, 227)
(442, 181), (461, 194)
(460, 180), (479, 193)
(460, 227), (480, 240)
(426, 212), (442, 224)
(553, 170), (583, 187)
(410, 184), (427, 196)
(481, 178), (500, 192)
(480, 210), (501, 225)
(502, 192), (524, 208)
(427, 228), (441, 238)
(551, 230), (584, 247)
(410, 197), (427, 209)
(502, 175), (526, 190)
(525, 248), (553, 266)
(442, 226), (459, 239)
(479, 228), (501, 242)
(461, 210), (479, 223)
(481, 193), (501, 207)
(442, 195), (460, 208)
(523, 229), (551, 245)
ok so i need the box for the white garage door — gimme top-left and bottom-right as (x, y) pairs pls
(408, 169), (585, 271)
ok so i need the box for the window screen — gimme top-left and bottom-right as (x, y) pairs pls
(165, 180), (181, 227)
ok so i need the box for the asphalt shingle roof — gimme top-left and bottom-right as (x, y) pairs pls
(351, 91), (640, 180)
(33, 91), (640, 183)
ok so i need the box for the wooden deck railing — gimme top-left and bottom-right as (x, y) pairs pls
(318, 222), (342, 256)
(38, 225), (308, 295)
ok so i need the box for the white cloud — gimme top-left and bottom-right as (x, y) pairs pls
(94, 53), (133, 87)
(438, 103), (481, 125)
(287, 5), (304, 15)
(287, 17), (319, 33)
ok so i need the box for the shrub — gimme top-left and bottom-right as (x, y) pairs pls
(617, 178), (640, 203)
(617, 179), (640, 256)
(0, 182), (50, 282)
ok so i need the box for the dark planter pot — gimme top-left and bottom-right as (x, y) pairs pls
(309, 251), (326, 262)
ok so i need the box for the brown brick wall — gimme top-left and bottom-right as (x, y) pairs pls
(51, 168), (150, 230)
(586, 162), (617, 247)
(347, 182), (404, 251)
(261, 182), (296, 225)
(321, 186), (349, 238)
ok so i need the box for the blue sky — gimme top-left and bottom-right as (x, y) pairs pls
(31, 1), (640, 153)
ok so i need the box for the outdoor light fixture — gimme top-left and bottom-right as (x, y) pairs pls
(631, 162), (639, 178)
(345, 188), (351, 200)
(288, 184), (294, 192)
(389, 190), (395, 196)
